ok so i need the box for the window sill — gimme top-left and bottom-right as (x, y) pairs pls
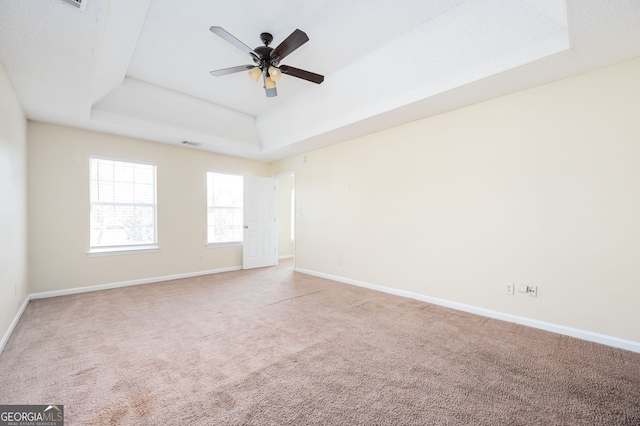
(88, 246), (159, 257)
(206, 242), (243, 248)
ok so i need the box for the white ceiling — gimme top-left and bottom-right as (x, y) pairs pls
(1, 0), (639, 161)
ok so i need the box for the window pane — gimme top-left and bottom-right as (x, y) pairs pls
(90, 158), (157, 250)
(96, 159), (114, 182)
(213, 173), (242, 207)
(208, 207), (243, 243)
(135, 183), (155, 204)
(135, 165), (154, 184)
(114, 181), (134, 203)
(97, 180), (114, 203)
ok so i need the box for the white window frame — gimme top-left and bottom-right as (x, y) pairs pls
(89, 156), (158, 255)
(207, 171), (244, 246)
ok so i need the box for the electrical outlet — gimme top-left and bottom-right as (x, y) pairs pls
(504, 283), (514, 295)
(338, 257), (343, 266)
(527, 286), (538, 297)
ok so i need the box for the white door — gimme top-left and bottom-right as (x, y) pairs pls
(243, 175), (277, 269)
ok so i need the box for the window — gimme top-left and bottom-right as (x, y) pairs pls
(90, 157), (157, 252)
(207, 172), (243, 244)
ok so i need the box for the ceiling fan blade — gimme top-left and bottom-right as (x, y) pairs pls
(210, 26), (258, 59)
(280, 65), (324, 84)
(209, 65), (256, 77)
(270, 29), (309, 62)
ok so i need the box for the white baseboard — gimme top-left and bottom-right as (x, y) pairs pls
(278, 255), (294, 260)
(30, 266), (242, 300)
(1, 266), (242, 355)
(0, 296), (30, 355)
(296, 268), (640, 354)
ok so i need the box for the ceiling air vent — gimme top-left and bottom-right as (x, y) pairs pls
(60, 0), (87, 11)
(181, 141), (202, 147)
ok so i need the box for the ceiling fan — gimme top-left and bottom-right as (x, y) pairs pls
(209, 26), (324, 97)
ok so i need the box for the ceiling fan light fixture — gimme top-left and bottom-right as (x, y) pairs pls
(268, 66), (282, 81)
(248, 67), (262, 82)
(264, 76), (276, 89)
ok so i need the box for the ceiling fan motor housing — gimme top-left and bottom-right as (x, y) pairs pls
(260, 32), (273, 46)
(254, 33), (279, 69)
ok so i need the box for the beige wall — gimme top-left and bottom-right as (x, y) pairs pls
(277, 174), (295, 258)
(0, 65), (28, 340)
(27, 123), (270, 293)
(272, 58), (640, 343)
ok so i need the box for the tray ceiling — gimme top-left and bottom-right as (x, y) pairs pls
(1, 0), (639, 160)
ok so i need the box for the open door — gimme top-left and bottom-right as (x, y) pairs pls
(243, 175), (277, 269)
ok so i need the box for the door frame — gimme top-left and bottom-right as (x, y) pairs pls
(274, 171), (296, 268)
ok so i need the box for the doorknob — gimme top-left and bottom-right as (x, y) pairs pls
(243, 225), (248, 229)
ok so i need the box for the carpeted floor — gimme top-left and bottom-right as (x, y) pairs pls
(1, 260), (639, 425)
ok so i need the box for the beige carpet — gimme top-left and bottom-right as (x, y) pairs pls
(1, 260), (639, 425)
